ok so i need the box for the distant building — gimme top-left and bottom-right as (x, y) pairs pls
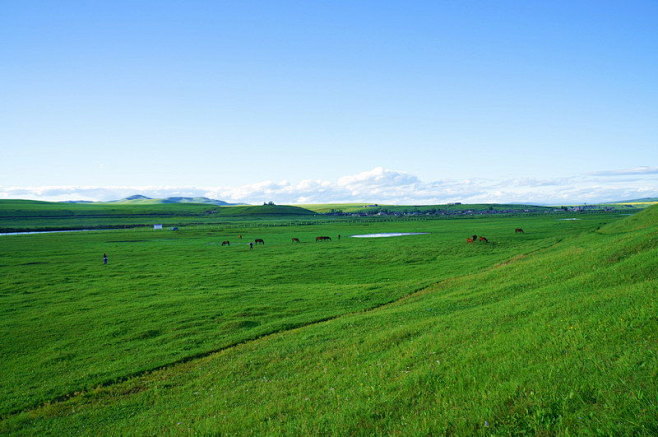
(153, 224), (163, 230)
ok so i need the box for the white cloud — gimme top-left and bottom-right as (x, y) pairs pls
(1, 166), (657, 205)
(590, 166), (658, 176)
(337, 167), (420, 187)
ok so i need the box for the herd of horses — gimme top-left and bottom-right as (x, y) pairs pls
(219, 236), (333, 246)
(219, 228), (526, 247)
(465, 228), (524, 243)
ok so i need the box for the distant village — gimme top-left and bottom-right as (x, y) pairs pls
(322, 203), (631, 217)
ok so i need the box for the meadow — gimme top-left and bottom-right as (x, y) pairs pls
(0, 200), (315, 232)
(0, 205), (655, 435)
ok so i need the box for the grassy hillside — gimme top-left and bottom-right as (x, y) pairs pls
(217, 204), (315, 216)
(600, 202), (658, 233)
(1, 214), (582, 416)
(606, 197), (658, 204)
(0, 199), (216, 217)
(1, 208), (655, 434)
(0, 200), (315, 231)
(300, 203), (556, 214)
(297, 203), (373, 213)
(107, 196), (237, 206)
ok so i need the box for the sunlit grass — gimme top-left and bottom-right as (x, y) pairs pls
(1, 209), (655, 435)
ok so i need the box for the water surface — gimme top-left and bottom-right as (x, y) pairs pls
(350, 232), (429, 238)
(0, 229), (114, 236)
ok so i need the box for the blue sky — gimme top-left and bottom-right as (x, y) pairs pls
(1, 1), (657, 204)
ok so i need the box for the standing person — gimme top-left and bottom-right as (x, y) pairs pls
(103, 254), (108, 264)
(249, 242), (254, 250)
(338, 234), (341, 240)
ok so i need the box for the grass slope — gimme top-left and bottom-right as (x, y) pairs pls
(301, 203), (556, 214)
(0, 200), (314, 231)
(297, 203), (373, 213)
(1, 214), (580, 415)
(607, 197), (658, 204)
(109, 196), (236, 205)
(1, 209), (655, 434)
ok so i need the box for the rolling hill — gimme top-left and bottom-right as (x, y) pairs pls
(1, 205), (655, 434)
(0, 200), (316, 231)
(108, 195), (243, 205)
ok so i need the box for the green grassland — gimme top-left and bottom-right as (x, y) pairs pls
(0, 206), (656, 435)
(608, 201), (658, 207)
(301, 202), (650, 214)
(0, 200), (315, 232)
(296, 203), (371, 213)
(300, 203), (557, 214)
(1, 199), (637, 232)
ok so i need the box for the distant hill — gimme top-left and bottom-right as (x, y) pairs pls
(160, 197), (244, 206)
(0, 199), (316, 231)
(124, 195), (152, 201)
(106, 195), (245, 206)
(300, 203), (556, 214)
(218, 204), (315, 216)
(606, 197), (658, 204)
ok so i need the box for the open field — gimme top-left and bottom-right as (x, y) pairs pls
(301, 203), (652, 215)
(607, 201), (658, 206)
(1, 206), (656, 435)
(0, 200), (316, 232)
(295, 203), (372, 213)
(300, 203), (558, 214)
(1, 199), (646, 233)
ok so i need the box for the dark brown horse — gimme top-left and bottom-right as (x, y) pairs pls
(254, 239), (265, 245)
(221, 240), (230, 246)
(515, 228), (524, 233)
(292, 238), (300, 243)
(316, 236), (332, 242)
(478, 236), (488, 243)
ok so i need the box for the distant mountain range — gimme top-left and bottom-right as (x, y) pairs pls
(63, 195), (246, 206)
(53, 195), (658, 207)
(607, 197), (658, 203)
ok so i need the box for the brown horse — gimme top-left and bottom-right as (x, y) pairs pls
(292, 238), (300, 243)
(515, 228), (524, 233)
(478, 236), (488, 243)
(254, 239), (265, 245)
(466, 238), (474, 243)
(316, 236), (332, 242)
(221, 240), (230, 246)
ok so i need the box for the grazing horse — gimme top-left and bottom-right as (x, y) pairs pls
(515, 228), (524, 233)
(221, 240), (230, 246)
(478, 236), (488, 243)
(466, 238), (474, 243)
(316, 236), (332, 242)
(292, 238), (300, 243)
(254, 239), (265, 245)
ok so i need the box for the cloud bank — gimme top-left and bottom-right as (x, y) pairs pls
(590, 166), (658, 176)
(1, 166), (657, 205)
